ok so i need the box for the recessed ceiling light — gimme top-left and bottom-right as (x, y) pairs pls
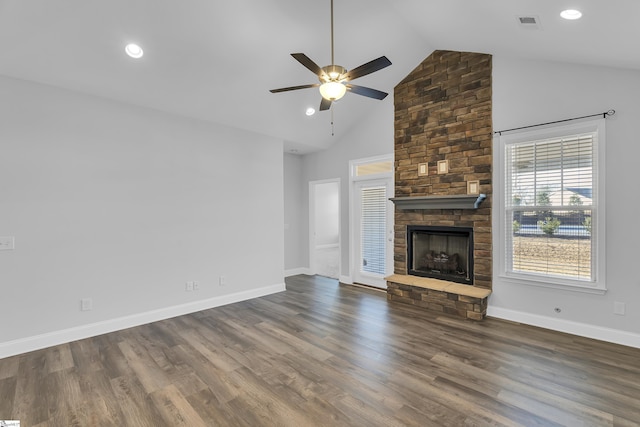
(305, 107), (316, 116)
(125, 43), (144, 59)
(560, 9), (582, 20)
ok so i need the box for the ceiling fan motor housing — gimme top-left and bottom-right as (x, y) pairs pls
(320, 65), (347, 82)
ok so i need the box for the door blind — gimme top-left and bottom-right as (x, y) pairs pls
(360, 186), (387, 275)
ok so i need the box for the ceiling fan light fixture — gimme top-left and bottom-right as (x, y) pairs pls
(269, 0), (391, 111)
(319, 81), (347, 101)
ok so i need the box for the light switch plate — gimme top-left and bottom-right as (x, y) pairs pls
(81, 298), (93, 311)
(0, 236), (15, 250)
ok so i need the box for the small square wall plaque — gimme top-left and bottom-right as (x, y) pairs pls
(437, 160), (449, 174)
(467, 180), (480, 195)
(418, 162), (428, 176)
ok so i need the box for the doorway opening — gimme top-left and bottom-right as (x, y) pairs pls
(309, 179), (340, 279)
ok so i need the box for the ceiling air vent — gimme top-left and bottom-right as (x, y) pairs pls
(517, 15), (541, 29)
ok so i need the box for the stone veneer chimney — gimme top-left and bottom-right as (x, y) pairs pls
(388, 50), (492, 319)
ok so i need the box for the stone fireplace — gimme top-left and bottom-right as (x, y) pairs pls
(386, 50), (493, 320)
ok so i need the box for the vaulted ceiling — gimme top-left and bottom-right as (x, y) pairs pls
(1, 0), (637, 154)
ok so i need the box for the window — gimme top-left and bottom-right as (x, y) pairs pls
(354, 160), (393, 177)
(497, 119), (606, 293)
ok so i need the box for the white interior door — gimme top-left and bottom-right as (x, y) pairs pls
(353, 179), (393, 288)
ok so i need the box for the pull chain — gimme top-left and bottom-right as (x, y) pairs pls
(331, 107), (335, 136)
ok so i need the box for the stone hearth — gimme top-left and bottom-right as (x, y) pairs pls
(386, 274), (490, 320)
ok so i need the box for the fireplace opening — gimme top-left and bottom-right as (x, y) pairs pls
(407, 225), (474, 285)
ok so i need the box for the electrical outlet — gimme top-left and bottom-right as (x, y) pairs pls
(614, 302), (625, 316)
(81, 298), (93, 311)
(0, 236), (15, 250)
(193, 281), (200, 290)
(185, 281), (194, 291)
(219, 276), (226, 286)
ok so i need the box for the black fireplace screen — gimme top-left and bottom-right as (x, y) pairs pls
(407, 225), (473, 285)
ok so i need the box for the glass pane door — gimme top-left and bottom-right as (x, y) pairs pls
(361, 185), (386, 275)
(354, 179), (392, 288)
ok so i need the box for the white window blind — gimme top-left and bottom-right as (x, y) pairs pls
(505, 131), (596, 281)
(360, 186), (387, 275)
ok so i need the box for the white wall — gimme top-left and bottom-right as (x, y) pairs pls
(491, 57), (640, 346)
(0, 76), (285, 356)
(283, 153), (307, 273)
(301, 100), (394, 280)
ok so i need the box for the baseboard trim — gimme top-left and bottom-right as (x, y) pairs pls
(284, 267), (311, 277)
(487, 306), (640, 349)
(339, 275), (353, 285)
(0, 283), (286, 359)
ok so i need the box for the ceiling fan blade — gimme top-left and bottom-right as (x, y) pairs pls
(343, 56), (392, 81)
(319, 97), (332, 111)
(291, 53), (325, 77)
(270, 84), (319, 93)
(346, 84), (388, 100)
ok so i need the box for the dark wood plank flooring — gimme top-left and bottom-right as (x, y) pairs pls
(1, 274), (639, 426)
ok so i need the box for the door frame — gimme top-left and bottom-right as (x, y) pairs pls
(348, 154), (394, 288)
(309, 178), (341, 277)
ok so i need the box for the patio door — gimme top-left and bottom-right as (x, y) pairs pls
(353, 178), (393, 288)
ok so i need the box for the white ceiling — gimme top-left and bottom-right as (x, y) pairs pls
(1, 0), (637, 154)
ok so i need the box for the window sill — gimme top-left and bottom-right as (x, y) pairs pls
(499, 273), (607, 295)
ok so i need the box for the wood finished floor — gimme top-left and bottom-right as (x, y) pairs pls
(1, 275), (640, 426)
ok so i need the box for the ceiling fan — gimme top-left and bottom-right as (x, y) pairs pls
(270, 0), (391, 111)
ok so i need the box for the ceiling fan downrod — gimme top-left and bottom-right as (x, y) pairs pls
(330, 0), (335, 66)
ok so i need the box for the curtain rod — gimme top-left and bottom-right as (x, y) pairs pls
(494, 109), (615, 136)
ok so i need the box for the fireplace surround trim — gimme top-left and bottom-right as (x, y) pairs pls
(407, 225), (474, 285)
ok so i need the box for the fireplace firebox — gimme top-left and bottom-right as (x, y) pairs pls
(407, 225), (474, 285)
